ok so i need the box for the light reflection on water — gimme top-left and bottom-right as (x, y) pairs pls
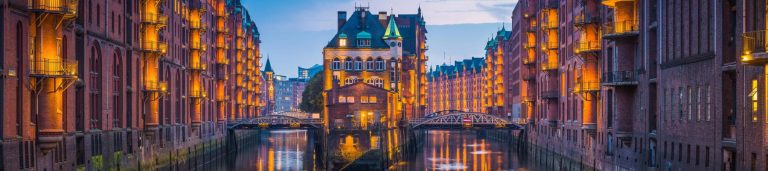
(193, 129), (317, 171)
(408, 130), (522, 171)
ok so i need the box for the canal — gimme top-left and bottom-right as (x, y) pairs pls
(174, 129), (573, 171)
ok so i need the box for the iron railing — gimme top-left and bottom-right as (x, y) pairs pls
(27, 0), (78, 16)
(541, 91), (559, 99)
(543, 42), (559, 50)
(141, 13), (167, 25)
(30, 58), (78, 77)
(575, 41), (601, 54)
(573, 82), (600, 93)
(742, 30), (768, 64)
(141, 41), (168, 54)
(574, 14), (599, 26)
(189, 90), (207, 98)
(541, 62), (558, 71)
(189, 42), (207, 51)
(541, 20), (559, 30)
(603, 20), (639, 36)
(144, 81), (167, 92)
(601, 70), (641, 85)
(189, 21), (207, 30)
(189, 62), (207, 71)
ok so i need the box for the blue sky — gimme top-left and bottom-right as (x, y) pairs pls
(242, 0), (517, 76)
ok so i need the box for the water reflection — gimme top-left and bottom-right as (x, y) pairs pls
(408, 130), (522, 171)
(197, 129), (317, 171)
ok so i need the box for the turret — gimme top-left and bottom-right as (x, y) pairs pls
(383, 15), (403, 57)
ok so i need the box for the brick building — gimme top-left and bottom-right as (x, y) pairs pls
(426, 57), (486, 113)
(504, 0), (766, 170)
(0, 0), (263, 170)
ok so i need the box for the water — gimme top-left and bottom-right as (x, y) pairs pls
(185, 129), (577, 171)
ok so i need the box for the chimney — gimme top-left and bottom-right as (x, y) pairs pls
(338, 11), (347, 30)
(378, 11), (388, 26)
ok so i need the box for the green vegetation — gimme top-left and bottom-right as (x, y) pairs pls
(300, 74), (324, 113)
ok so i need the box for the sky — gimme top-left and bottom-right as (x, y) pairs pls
(242, 0), (518, 77)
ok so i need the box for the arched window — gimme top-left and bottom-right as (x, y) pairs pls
(344, 57), (352, 70)
(366, 78), (384, 88)
(354, 57), (362, 71)
(331, 58), (341, 70)
(90, 44), (102, 129)
(375, 58), (385, 71)
(344, 77), (359, 85)
(365, 57), (374, 70)
(112, 51), (122, 128)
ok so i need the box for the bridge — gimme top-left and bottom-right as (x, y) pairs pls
(228, 112), (323, 130)
(409, 112), (525, 130)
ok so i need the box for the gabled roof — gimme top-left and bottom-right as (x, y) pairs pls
(263, 58), (273, 73)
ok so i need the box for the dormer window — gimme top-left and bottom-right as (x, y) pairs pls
(339, 38), (347, 47)
(356, 30), (371, 47)
(358, 39), (371, 47)
(338, 33), (348, 47)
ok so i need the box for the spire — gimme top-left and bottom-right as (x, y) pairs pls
(264, 58), (273, 73)
(383, 15), (401, 39)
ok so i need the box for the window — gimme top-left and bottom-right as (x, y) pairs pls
(113, 53), (122, 128)
(706, 85), (711, 121)
(344, 77), (359, 85)
(370, 96), (377, 103)
(697, 86), (702, 121)
(361, 96), (369, 103)
(347, 96), (355, 103)
(354, 57), (362, 71)
(751, 79), (758, 122)
(679, 87), (683, 120)
(344, 57), (353, 70)
(339, 38), (347, 47)
(358, 39), (370, 47)
(367, 78), (384, 88)
(688, 86), (693, 120)
(339, 96), (346, 103)
(366, 58), (374, 70)
(332, 58), (341, 70)
(376, 58), (385, 71)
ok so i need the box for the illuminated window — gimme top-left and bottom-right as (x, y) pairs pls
(361, 96), (369, 103)
(751, 79), (759, 122)
(339, 96), (346, 103)
(370, 96), (377, 103)
(339, 38), (347, 47)
(347, 96), (355, 103)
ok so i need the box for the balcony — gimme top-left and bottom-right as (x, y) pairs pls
(189, 90), (207, 99)
(541, 21), (558, 30)
(216, 57), (230, 65)
(189, 21), (207, 31)
(144, 81), (168, 93)
(522, 57), (536, 65)
(215, 95), (229, 102)
(574, 41), (601, 54)
(189, 62), (207, 71)
(27, 0), (78, 17)
(541, 62), (558, 72)
(601, 70), (641, 86)
(141, 13), (168, 26)
(30, 58), (78, 78)
(603, 20), (638, 39)
(189, 42), (207, 51)
(573, 82), (600, 93)
(541, 90), (559, 99)
(141, 41), (167, 55)
(521, 96), (534, 104)
(542, 42), (558, 50)
(741, 30), (768, 65)
(574, 14), (599, 27)
(524, 42), (536, 49)
(217, 27), (230, 34)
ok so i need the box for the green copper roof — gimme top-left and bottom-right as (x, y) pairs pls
(383, 16), (401, 39)
(357, 30), (371, 39)
(338, 33), (347, 38)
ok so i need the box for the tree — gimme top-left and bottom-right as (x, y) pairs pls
(299, 73), (324, 113)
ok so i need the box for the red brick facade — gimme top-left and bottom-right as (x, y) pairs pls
(0, 0), (263, 170)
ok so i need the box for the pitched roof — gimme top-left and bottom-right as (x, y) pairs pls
(264, 58), (273, 73)
(325, 9), (390, 49)
(383, 16), (402, 39)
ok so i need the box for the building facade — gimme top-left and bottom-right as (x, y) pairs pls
(298, 64), (322, 80)
(0, 0), (264, 170)
(502, 0), (766, 170)
(426, 57), (486, 113)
